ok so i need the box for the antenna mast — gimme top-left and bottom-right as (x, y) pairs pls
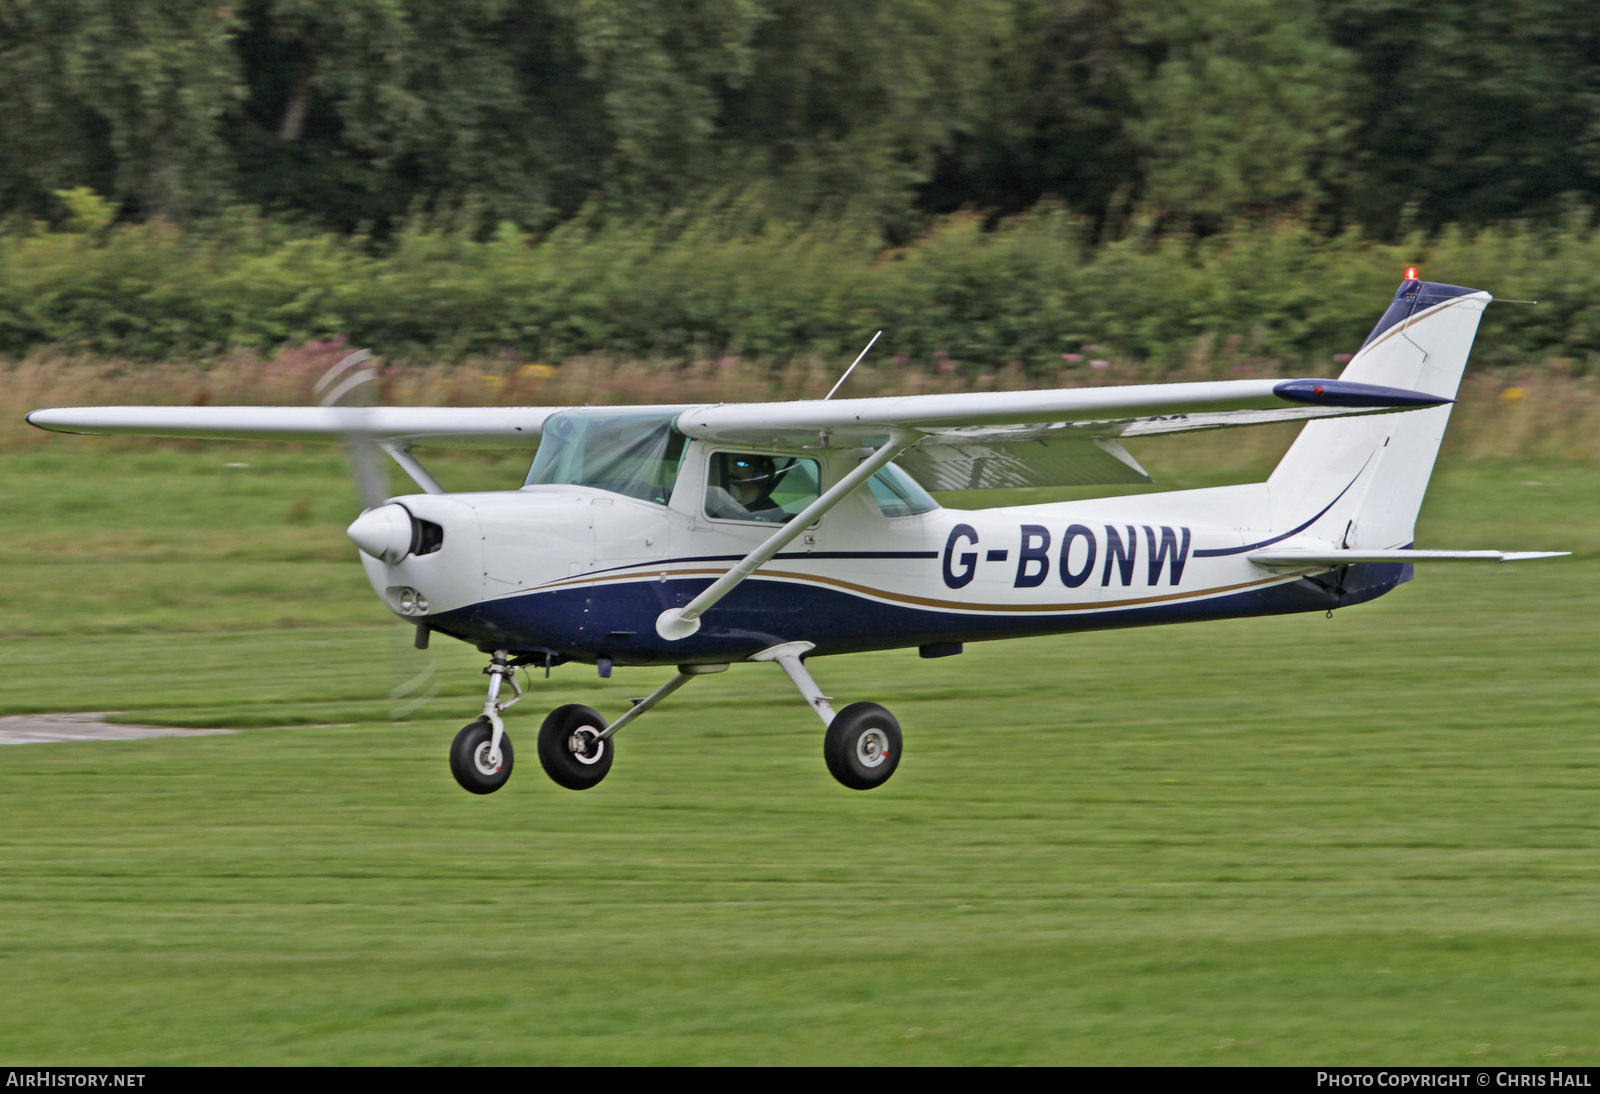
(824, 331), (882, 400)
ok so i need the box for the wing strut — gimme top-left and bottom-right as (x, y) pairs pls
(656, 429), (918, 640)
(378, 442), (444, 494)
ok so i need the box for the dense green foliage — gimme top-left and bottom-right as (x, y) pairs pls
(0, 445), (1595, 1063)
(4, 2), (1598, 365)
(4, 201), (1600, 368)
(4, 1), (1599, 236)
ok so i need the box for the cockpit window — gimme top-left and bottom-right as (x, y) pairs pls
(866, 462), (940, 517)
(704, 452), (821, 523)
(524, 409), (686, 505)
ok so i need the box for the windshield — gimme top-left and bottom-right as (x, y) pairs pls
(525, 409), (687, 505)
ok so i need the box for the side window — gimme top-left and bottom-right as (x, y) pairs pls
(864, 461), (940, 518)
(705, 453), (820, 523)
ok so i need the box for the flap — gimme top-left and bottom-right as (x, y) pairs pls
(896, 435), (1150, 491)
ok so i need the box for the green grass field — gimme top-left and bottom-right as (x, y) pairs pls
(1, 440), (1597, 1064)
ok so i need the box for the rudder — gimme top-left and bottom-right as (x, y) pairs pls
(1267, 278), (1492, 550)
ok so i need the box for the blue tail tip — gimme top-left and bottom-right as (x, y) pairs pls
(1361, 278), (1484, 350)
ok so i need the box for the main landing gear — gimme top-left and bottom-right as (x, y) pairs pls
(446, 644), (903, 794)
(536, 704), (613, 790)
(751, 641), (902, 791)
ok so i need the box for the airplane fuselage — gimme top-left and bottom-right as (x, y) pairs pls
(360, 439), (1404, 666)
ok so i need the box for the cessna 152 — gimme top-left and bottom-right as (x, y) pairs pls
(27, 274), (1563, 795)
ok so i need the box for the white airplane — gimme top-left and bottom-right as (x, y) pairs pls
(28, 273), (1563, 795)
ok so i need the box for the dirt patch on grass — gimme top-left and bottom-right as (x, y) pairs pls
(0, 712), (233, 745)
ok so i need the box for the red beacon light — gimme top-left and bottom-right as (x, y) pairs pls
(1404, 266), (1420, 281)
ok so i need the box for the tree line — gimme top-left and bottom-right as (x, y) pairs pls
(7, 199), (1597, 368)
(3, 0), (1598, 241)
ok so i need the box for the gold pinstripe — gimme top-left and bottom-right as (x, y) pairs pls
(511, 564), (1311, 615)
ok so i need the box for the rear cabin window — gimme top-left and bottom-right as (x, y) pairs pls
(524, 409), (686, 505)
(865, 462), (940, 517)
(704, 453), (821, 523)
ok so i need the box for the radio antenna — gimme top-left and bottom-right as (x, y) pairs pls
(824, 330), (882, 400)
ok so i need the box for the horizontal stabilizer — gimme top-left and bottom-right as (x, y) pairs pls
(1249, 548), (1568, 569)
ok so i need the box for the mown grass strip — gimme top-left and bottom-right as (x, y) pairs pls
(0, 446), (1594, 1063)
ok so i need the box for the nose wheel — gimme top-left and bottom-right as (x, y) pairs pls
(446, 649), (524, 794)
(449, 717), (514, 794)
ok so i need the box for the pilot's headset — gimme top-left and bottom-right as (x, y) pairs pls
(729, 455), (777, 492)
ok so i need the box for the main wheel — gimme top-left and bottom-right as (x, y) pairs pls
(537, 704), (614, 790)
(823, 702), (902, 790)
(449, 717), (513, 795)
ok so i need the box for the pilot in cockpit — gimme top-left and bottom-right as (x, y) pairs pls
(728, 455), (786, 520)
(708, 453), (790, 522)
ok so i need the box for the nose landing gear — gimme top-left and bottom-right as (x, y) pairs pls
(447, 649), (523, 795)
(449, 717), (514, 794)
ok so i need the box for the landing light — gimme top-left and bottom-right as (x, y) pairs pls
(390, 586), (429, 615)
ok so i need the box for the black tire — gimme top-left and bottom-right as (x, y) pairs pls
(823, 702), (902, 790)
(449, 717), (513, 795)
(537, 704), (614, 790)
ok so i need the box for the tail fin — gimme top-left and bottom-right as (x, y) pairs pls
(1268, 278), (1491, 550)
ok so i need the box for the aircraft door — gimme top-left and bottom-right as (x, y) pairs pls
(585, 495), (687, 649)
(590, 496), (673, 567)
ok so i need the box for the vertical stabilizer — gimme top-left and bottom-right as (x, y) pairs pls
(1268, 279), (1491, 550)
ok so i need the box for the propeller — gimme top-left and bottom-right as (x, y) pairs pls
(312, 349), (440, 720)
(312, 348), (388, 511)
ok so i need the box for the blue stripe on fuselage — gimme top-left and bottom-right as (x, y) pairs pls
(575, 549), (940, 582)
(425, 561), (1410, 664)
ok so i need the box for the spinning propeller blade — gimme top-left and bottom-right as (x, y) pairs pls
(313, 349), (388, 511)
(314, 350), (440, 718)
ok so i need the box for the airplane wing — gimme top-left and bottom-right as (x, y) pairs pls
(676, 377), (1450, 490)
(28, 378), (1443, 488)
(674, 378), (1446, 445)
(24, 405), (580, 448)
